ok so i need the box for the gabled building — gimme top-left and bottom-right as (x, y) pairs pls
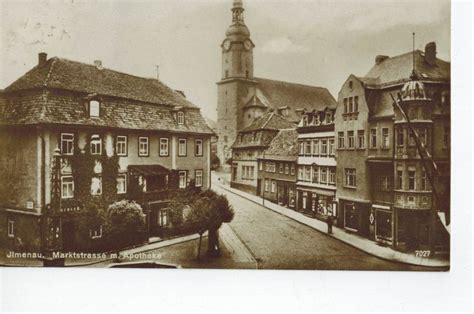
(335, 42), (450, 252)
(296, 108), (337, 220)
(216, 0), (336, 166)
(257, 129), (298, 208)
(230, 112), (295, 195)
(0, 53), (214, 251)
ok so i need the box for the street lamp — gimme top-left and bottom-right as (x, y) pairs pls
(42, 146), (64, 267)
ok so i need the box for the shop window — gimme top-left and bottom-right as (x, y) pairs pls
(271, 181), (276, 193)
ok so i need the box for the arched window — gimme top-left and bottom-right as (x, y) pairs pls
(89, 100), (100, 117)
(177, 111), (185, 125)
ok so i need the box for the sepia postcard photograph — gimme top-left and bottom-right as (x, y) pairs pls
(0, 0), (453, 274)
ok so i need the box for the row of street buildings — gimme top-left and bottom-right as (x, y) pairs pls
(221, 1), (450, 252)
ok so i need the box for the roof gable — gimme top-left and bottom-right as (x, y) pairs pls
(264, 129), (298, 160)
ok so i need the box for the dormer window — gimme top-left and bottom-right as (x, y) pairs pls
(177, 111), (185, 125)
(89, 100), (100, 117)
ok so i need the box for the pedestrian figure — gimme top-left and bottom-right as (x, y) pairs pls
(326, 215), (333, 234)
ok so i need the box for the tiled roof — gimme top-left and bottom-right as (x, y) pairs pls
(255, 77), (337, 122)
(239, 112), (295, 133)
(263, 128), (298, 161)
(363, 50), (450, 87)
(4, 57), (198, 108)
(0, 57), (214, 135)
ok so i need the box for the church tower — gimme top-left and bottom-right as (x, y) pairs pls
(217, 0), (256, 166)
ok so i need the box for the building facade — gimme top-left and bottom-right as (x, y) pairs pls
(257, 129), (298, 208)
(296, 108), (337, 221)
(230, 112), (294, 195)
(335, 42), (450, 252)
(0, 54), (214, 251)
(216, 0), (336, 167)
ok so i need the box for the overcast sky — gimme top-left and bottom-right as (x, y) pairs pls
(0, 0), (450, 120)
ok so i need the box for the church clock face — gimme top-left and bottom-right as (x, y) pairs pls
(244, 39), (252, 51)
(223, 39), (231, 51)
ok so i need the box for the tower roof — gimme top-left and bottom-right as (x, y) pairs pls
(226, 0), (250, 38)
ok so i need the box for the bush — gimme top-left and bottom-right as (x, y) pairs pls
(104, 200), (147, 250)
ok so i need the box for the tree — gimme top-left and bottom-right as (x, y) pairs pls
(169, 187), (234, 259)
(104, 200), (147, 251)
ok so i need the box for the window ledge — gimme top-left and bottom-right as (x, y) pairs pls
(344, 185), (357, 189)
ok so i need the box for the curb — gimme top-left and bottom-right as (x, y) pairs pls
(214, 182), (449, 269)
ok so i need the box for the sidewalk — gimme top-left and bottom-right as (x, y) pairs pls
(214, 180), (449, 268)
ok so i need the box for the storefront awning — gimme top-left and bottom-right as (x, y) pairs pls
(128, 165), (171, 176)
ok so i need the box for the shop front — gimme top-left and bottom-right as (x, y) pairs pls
(394, 207), (432, 251)
(339, 199), (370, 237)
(296, 186), (336, 220)
(373, 204), (393, 246)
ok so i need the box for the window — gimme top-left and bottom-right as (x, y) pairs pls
(305, 166), (311, 182)
(90, 134), (102, 155)
(195, 139), (203, 156)
(290, 165), (295, 175)
(321, 139), (328, 155)
(370, 129), (377, 148)
(354, 96), (359, 112)
(178, 139), (187, 156)
(117, 174), (127, 194)
(329, 139), (335, 156)
(271, 181), (276, 193)
(313, 139), (320, 156)
(195, 170), (203, 187)
(90, 225), (103, 239)
(344, 168), (356, 187)
(357, 130), (365, 149)
(160, 138), (169, 156)
(325, 112), (332, 124)
(408, 169), (416, 191)
(115, 136), (127, 156)
(298, 140), (305, 155)
(265, 162), (276, 173)
(224, 136), (228, 143)
(158, 209), (169, 227)
(61, 133), (74, 155)
(61, 176), (74, 199)
(382, 128), (389, 148)
(313, 166), (319, 184)
(179, 171), (187, 188)
(264, 179), (269, 192)
(91, 177), (102, 195)
(177, 111), (185, 125)
(259, 161), (263, 171)
(338, 132), (345, 149)
(329, 168), (336, 185)
(298, 167), (304, 181)
(380, 175), (391, 191)
(418, 128), (427, 146)
(285, 164), (289, 174)
(305, 140), (312, 156)
(343, 98), (348, 114)
(320, 167), (327, 184)
(89, 100), (100, 117)
(348, 131), (355, 148)
(397, 128), (404, 146)
(7, 220), (14, 238)
(396, 169), (403, 189)
(279, 163), (284, 173)
(349, 97), (353, 113)
(139, 137), (149, 156)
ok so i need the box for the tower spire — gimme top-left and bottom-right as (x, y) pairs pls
(410, 32), (418, 80)
(232, 0), (245, 24)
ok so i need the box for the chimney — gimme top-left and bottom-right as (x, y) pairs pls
(156, 65), (160, 80)
(375, 55), (389, 65)
(94, 60), (103, 70)
(38, 52), (47, 66)
(425, 42), (436, 66)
